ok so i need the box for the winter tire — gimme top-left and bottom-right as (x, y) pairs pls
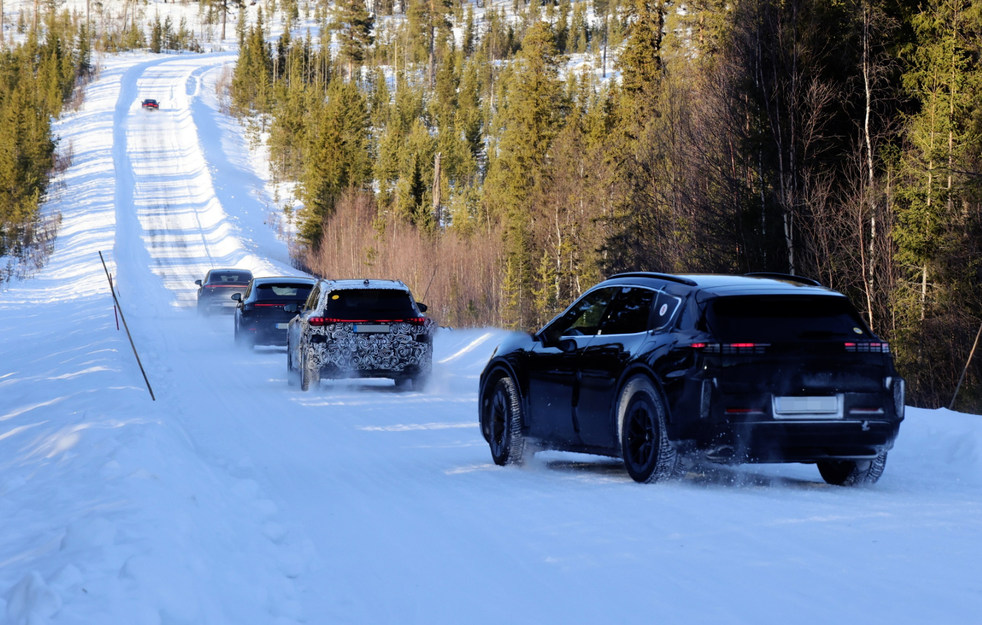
(300, 350), (319, 392)
(487, 375), (526, 466)
(618, 375), (678, 483)
(233, 322), (249, 348)
(286, 346), (300, 387)
(817, 452), (888, 486)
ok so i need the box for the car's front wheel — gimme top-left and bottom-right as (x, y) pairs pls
(817, 452), (887, 486)
(486, 375), (526, 466)
(618, 375), (678, 483)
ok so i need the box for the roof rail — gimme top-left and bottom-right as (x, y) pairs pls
(744, 272), (822, 287)
(607, 272), (698, 287)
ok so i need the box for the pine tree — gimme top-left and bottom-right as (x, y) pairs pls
(333, 0), (375, 80)
(484, 20), (567, 328)
(298, 79), (372, 250)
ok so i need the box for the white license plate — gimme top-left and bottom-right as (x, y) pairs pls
(355, 324), (390, 333)
(275, 323), (289, 329)
(773, 396), (842, 419)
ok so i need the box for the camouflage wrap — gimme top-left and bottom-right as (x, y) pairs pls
(303, 319), (435, 377)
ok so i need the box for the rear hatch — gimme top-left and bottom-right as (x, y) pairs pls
(252, 282), (314, 321)
(694, 294), (899, 417)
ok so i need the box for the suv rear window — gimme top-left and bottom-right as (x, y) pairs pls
(208, 271), (251, 284)
(325, 289), (416, 320)
(705, 295), (871, 342)
(255, 283), (313, 300)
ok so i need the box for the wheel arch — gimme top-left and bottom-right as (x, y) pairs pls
(612, 365), (672, 453)
(479, 360), (529, 440)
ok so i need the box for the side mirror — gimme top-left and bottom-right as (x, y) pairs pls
(417, 303), (428, 313)
(536, 329), (576, 353)
(557, 338), (577, 353)
(231, 293), (242, 302)
(194, 279), (202, 287)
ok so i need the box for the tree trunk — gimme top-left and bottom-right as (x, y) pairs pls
(432, 152), (442, 226)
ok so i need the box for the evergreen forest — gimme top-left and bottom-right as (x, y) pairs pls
(2, 0), (981, 410)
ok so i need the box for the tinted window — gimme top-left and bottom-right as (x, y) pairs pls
(255, 283), (313, 301)
(600, 287), (656, 335)
(544, 287), (617, 338)
(652, 291), (682, 331)
(324, 289), (416, 319)
(304, 285), (321, 310)
(705, 295), (871, 342)
(207, 271), (252, 285)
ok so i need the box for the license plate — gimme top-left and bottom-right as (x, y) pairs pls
(773, 396), (842, 419)
(355, 324), (390, 333)
(275, 323), (289, 329)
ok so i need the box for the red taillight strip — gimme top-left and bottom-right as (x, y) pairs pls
(309, 317), (425, 326)
(844, 342), (890, 353)
(690, 343), (769, 354)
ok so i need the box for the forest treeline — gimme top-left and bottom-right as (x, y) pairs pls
(228, 0), (982, 410)
(0, 9), (92, 280)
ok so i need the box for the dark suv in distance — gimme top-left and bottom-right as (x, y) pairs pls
(286, 279), (435, 391)
(232, 276), (316, 347)
(479, 273), (905, 486)
(195, 268), (254, 314)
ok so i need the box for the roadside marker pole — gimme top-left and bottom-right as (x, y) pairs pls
(99, 251), (156, 401)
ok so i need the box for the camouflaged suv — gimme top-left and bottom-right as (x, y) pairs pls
(286, 279), (435, 391)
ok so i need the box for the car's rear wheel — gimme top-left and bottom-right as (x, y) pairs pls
(618, 375), (678, 483)
(817, 452), (887, 486)
(487, 375), (526, 466)
(300, 350), (319, 392)
(233, 320), (250, 348)
(286, 345), (300, 387)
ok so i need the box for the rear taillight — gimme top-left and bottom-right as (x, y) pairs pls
(845, 342), (890, 353)
(691, 343), (769, 355)
(308, 317), (425, 326)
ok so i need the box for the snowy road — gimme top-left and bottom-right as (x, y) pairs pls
(1, 52), (981, 625)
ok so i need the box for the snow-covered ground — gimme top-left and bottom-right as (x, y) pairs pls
(2, 50), (982, 625)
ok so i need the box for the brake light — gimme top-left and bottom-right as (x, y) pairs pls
(308, 317), (426, 326)
(844, 342), (890, 353)
(254, 303), (283, 307)
(690, 343), (769, 355)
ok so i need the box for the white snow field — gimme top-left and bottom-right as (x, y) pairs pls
(1, 51), (982, 625)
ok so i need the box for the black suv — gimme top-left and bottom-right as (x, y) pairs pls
(479, 273), (905, 486)
(195, 268), (254, 314)
(232, 276), (316, 347)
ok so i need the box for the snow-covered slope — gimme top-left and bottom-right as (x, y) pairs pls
(1, 52), (981, 625)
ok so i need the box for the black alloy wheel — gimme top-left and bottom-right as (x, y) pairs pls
(619, 376), (677, 483)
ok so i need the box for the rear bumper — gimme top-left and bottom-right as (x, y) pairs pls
(669, 381), (904, 463)
(677, 418), (901, 463)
